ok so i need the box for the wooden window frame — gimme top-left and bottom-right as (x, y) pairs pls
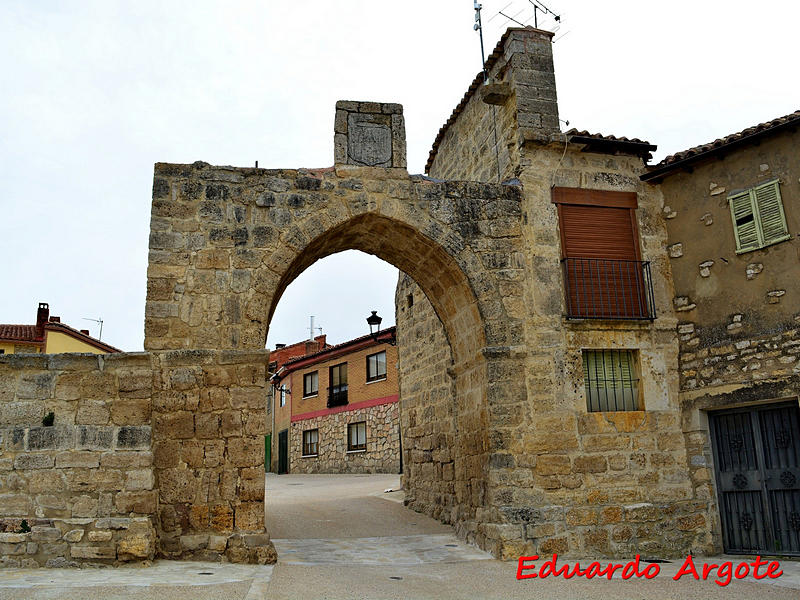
(302, 428), (319, 457)
(728, 179), (790, 254)
(366, 351), (387, 383)
(303, 370), (318, 398)
(347, 421), (367, 452)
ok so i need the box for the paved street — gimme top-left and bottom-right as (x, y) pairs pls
(2, 473), (800, 599)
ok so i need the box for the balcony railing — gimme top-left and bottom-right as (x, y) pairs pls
(561, 258), (656, 320)
(327, 384), (348, 408)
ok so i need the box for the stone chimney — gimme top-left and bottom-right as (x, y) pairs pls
(334, 101), (406, 168)
(36, 302), (49, 336)
(503, 27), (559, 141)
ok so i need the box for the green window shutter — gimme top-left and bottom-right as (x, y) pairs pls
(729, 190), (760, 253)
(754, 180), (790, 246)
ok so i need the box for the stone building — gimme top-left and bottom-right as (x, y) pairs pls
(642, 111), (800, 555)
(266, 334), (329, 473)
(1, 24), (798, 568)
(272, 326), (399, 475)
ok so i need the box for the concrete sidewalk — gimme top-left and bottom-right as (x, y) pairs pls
(2, 474), (799, 599)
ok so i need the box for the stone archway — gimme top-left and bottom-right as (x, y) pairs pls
(144, 101), (527, 559)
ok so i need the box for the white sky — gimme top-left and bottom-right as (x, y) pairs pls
(1, 1), (797, 351)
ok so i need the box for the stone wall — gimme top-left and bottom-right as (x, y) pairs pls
(151, 349), (272, 563)
(0, 350), (275, 567)
(428, 28), (559, 182)
(289, 400), (399, 474)
(0, 353), (155, 567)
(395, 275), (459, 525)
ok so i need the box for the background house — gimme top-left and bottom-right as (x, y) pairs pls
(0, 302), (119, 354)
(271, 326), (399, 475)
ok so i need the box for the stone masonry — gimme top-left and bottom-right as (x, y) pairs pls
(290, 401), (400, 474)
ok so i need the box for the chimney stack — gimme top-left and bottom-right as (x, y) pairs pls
(36, 302), (49, 336)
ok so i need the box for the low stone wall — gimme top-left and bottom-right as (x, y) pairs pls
(0, 353), (155, 567)
(289, 400), (399, 474)
(0, 350), (276, 567)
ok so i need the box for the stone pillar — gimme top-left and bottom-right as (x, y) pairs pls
(334, 101), (406, 168)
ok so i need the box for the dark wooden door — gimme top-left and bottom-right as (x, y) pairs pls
(278, 429), (288, 475)
(710, 403), (800, 555)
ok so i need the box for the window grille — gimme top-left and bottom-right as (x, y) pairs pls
(582, 349), (640, 412)
(348, 421), (366, 451)
(302, 429), (318, 456)
(366, 351), (387, 382)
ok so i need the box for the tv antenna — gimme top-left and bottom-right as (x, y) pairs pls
(490, 1), (563, 37)
(473, 1), (488, 82)
(82, 317), (104, 340)
(529, 0), (560, 28)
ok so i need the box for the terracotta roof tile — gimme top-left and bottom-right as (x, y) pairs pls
(642, 109), (800, 180)
(566, 129), (652, 146)
(0, 324), (42, 343)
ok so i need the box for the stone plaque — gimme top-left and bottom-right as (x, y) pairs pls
(347, 114), (392, 166)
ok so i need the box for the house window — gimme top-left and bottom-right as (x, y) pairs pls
(348, 421), (366, 451)
(366, 351), (387, 382)
(302, 429), (319, 456)
(582, 350), (640, 412)
(303, 371), (318, 397)
(552, 187), (654, 320)
(729, 180), (790, 253)
(279, 385), (288, 407)
(328, 363), (348, 408)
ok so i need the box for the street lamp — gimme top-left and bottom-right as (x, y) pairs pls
(366, 310), (397, 346)
(366, 310), (382, 338)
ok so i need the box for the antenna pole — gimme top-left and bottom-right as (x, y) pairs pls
(473, 1), (487, 82)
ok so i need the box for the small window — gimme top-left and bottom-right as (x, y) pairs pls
(279, 385), (288, 407)
(347, 421), (366, 451)
(303, 371), (318, 397)
(582, 350), (640, 412)
(303, 429), (318, 456)
(366, 351), (387, 382)
(729, 180), (790, 253)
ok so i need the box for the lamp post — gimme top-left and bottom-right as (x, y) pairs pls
(366, 310), (396, 346)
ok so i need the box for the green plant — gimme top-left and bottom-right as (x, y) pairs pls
(18, 520), (31, 533)
(42, 412), (55, 427)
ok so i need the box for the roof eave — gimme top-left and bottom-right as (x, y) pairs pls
(641, 116), (800, 182)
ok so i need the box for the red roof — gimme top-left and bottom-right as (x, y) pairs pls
(0, 324), (42, 344)
(0, 320), (120, 353)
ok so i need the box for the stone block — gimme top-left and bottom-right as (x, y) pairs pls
(117, 426), (152, 449)
(227, 437), (263, 467)
(77, 426), (114, 450)
(31, 526), (62, 542)
(115, 491), (158, 514)
(63, 529), (84, 543)
(110, 399), (151, 425)
(76, 401), (110, 425)
(117, 519), (154, 560)
(210, 505), (234, 533)
(14, 454), (54, 469)
(125, 469), (155, 491)
(573, 455), (607, 473)
(154, 412), (194, 439)
(70, 546), (116, 560)
(71, 496), (98, 518)
(88, 530), (112, 542)
(235, 503), (264, 531)
(534, 455), (570, 476)
(27, 426), (74, 450)
(56, 451), (100, 469)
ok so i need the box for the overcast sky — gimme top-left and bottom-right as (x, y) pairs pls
(1, 1), (797, 351)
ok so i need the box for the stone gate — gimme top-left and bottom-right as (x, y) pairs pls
(144, 99), (527, 559)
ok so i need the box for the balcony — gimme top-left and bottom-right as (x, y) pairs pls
(327, 384), (348, 408)
(561, 258), (656, 320)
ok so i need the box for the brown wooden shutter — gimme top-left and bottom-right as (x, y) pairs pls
(553, 188), (647, 319)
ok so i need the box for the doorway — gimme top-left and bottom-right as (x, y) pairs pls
(709, 402), (800, 555)
(278, 429), (289, 475)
